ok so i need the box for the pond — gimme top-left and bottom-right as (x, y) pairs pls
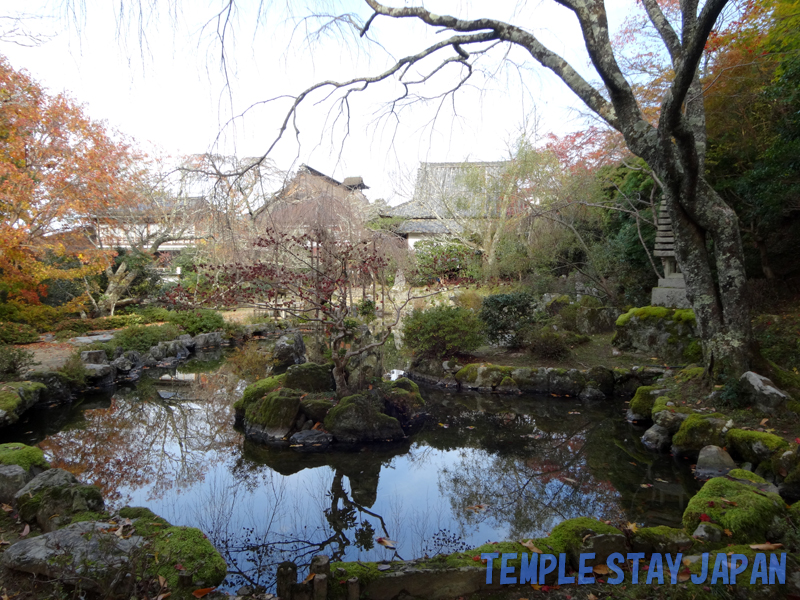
(3, 354), (701, 591)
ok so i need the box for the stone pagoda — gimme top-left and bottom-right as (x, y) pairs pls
(651, 201), (691, 308)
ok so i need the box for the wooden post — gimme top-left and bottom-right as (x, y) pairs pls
(312, 574), (328, 600)
(346, 577), (359, 600)
(310, 555), (331, 579)
(277, 561), (298, 599)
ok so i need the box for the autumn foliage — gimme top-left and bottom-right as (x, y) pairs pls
(0, 55), (141, 303)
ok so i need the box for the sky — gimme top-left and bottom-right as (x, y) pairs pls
(1, 0), (637, 205)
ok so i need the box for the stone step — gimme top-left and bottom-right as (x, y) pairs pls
(655, 243), (676, 250)
(658, 277), (686, 288)
(654, 249), (676, 257)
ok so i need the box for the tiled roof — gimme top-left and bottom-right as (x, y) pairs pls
(393, 218), (464, 235)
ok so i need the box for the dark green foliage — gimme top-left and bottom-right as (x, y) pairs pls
(753, 314), (800, 372)
(356, 298), (376, 322)
(402, 305), (484, 359)
(0, 321), (39, 344)
(0, 345), (38, 382)
(524, 326), (571, 360)
(106, 323), (183, 355)
(163, 309), (225, 336)
(410, 240), (481, 284)
(479, 292), (538, 347)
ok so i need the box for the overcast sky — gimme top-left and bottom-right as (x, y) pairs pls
(1, 0), (636, 204)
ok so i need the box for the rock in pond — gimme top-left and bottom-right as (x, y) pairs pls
(14, 468), (104, 532)
(324, 393), (404, 444)
(284, 362), (335, 392)
(241, 388), (304, 444)
(695, 445), (736, 479)
(289, 429), (333, 450)
(641, 424), (671, 452)
(0, 382), (47, 427)
(272, 333), (306, 374)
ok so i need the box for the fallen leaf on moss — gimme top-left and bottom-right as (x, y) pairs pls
(749, 542), (783, 550)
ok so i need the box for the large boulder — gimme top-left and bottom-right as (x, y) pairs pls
(0, 464), (33, 504)
(1, 521), (145, 591)
(323, 393), (404, 444)
(27, 371), (73, 404)
(14, 468), (104, 532)
(725, 429), (789, 464)
(80, 350), (108, 365)
(284, 362), (335, 393)
(738, 371), (790, 415)
(0, 382), (47, 427)
(192, 331), (224, 348)
(548, 368), (585, 397)
(382, 377), (426, 428)
(695, 445), (736, 479)
(272, 333), (306, 375)
(511, 367), (550, 393)
(612, 306), (698, 363)
(641, 424), (672, 452)
(682, 476), (788, 543)
(630, 526), (693, 554)
(548, 517), (626, 569)
(0, 443), (49, 472)
(671, 413), (728, 456)
(240, 388), (303, 444)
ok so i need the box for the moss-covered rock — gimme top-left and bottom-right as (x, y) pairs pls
(682, 476), (788, 543)
(242, 387), (303, 441)
(548, 517), (625, 568)
(545, 294), (571, 316)
(629, 385), (657, 418)
(0, 381), (47, 427)
(284, 362), (335, 393)
(382, 377), (425, 426)
(671, 413), (727, 453)
(548, 368), (586, 397)
(324, 393), (404, 444)
(18, 482), (105, 532)
(0, 442), (49, 471)
(474, 365), (513, 390)
(510, 367), (549, 393)
(613, 306), (698, 363)
(150, 526), (227, 591)
(630, 526), (693, 554)
(299, 395), (336, 423)
(726, 429), (789, 464)
(236, 374), (286, 411)
(454, 364), (479, 385)
(728, 469), (767, 484)
(586, 366), (615, 396)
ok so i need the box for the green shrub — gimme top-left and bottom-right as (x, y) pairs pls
(525, 327), (571, 360)
(479, 292), (538, 347)
(111, 323), (183, 354)
(0, 302), (66, 332)
(164, 309), (225, 336)
(0, 322), (39, 344)
(402, 305), (484, 359)
(410, 240), (481, 284)
(58, 352), (88, 386)
(0, 345), (39, 382)
(558, 303), (579, 332)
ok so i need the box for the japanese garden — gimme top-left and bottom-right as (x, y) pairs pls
(1, 1), (800, 599)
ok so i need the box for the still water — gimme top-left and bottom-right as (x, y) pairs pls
(4, 356), (700, 590)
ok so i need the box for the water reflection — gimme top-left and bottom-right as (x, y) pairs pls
(12, 365), (702, 591)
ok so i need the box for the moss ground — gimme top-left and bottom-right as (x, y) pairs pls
(0, 442), (49, 471)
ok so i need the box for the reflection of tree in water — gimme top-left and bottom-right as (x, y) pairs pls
(201, 456), (395, 590)
(438, 415), (627, 540)
(39, 372), (242, 505)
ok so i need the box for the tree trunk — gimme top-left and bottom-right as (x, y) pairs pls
(332, 357), (350, 398)
(98, 263), (140, 317)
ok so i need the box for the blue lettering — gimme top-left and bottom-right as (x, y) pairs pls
(750, 554), (767, 584)
(520, 553), (538, 584)
(539, 554), (557, 585)
(578, 553), (595, 584)
(606, 553), (625, 585)
(729, 554), (748, 584)
(691, 553), (709, 584)
(769, 553), (786, 584)
(558, 553), (575, 585)
(500, 553), (517, 584)
(646, 553), (664, 585)
(482, 553), (499, 584)
(627, 553), (645, 584)
(665, 553), (682, 584)
(710, 553), (729, 585)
